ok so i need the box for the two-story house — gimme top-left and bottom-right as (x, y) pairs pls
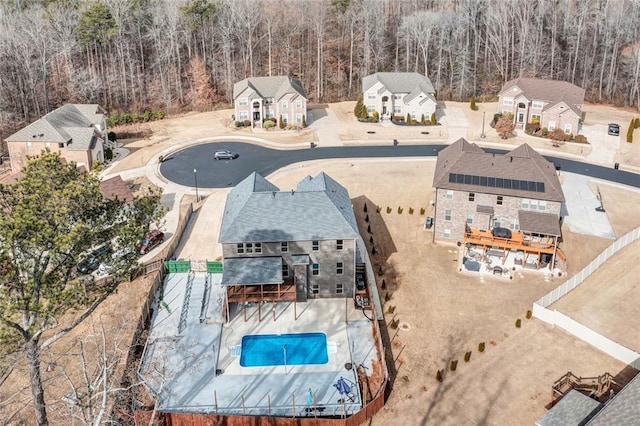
(497, 78), (585, 135)
(432, 138), (567, 271)
(5, 104), (107, 173)
(218, 172), (364, 311)
(233, 76), (307, 128)
(362, 72), (437, 121)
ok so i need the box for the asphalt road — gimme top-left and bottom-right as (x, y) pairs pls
(159, 141), (640, 189)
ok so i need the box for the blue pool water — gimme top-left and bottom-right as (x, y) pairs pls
(240, 332), (329, 367)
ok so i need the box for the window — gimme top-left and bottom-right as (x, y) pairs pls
(493, 217), (501, 228)
(443, 229), (451, 238)
(282, 100), (288, 109)
(265, 98), (274, 105)
(531, 114), (541, 123)
(312, 240), (319, 251)
(45, 142), (51, 149)
(393, 105), (402, 114)
(296, 100), (302, 109)
(532, 100), (544, 109)
(445, 190), (453, 199)
(245, 243), (254, 253)
(393, 94), (402, 100)
(26, 142), (32, 150)
(58, 143), (65, 149)
(444, 209), (452, 221)
(239, 111), (249, 120)
(466, 213), (474, 224)
(336, 283), (344, 294)
(312, 263), (319, 275)
(282, 114), (288, 125)
(265, 110), (275, 118)
(282, 264), (289, 277)
(237, 243), (244, 254)
(469, 192), (475, 202)
(411, 111), (417, 120)
(503, 97), (514, 106)
(281, 242), (288, 252)
(521, 199), (530, 209)
(254, 243), (262, 253)
(367, 106), (375, 114)
(311, 283), (319, 294)
(548, 121), (556, 130)
(367, 93), (376, 100)
(539, 201), (547, 211)
(336, 262), (343, 275)
(237, 243), (260, 253)
(564, 123), (572, 134)
(510, 219), (519, 231)
(497, 196), (504, 205)
(295, 113), (303, 123)
(336, 240), (343, 250)
(238, 98), (248, 106)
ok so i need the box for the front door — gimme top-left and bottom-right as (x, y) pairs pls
(253, 111), (260, 121)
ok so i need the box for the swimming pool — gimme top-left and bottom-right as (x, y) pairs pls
(240, 332), (328, 367)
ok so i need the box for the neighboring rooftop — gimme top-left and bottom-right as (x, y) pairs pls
(218, 172), (360, 243)
(233, 76), (307, 101)
(362, 72), (435, 95)
(499, 77), (585, 117)
(586, 371), (640, 425)
(433, 138), (565, 202)
(100, 175), (134, 204)
(5, 104), (105, 150)
(536, 390), (601, 426)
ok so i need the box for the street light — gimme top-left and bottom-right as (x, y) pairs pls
(193, 168), (199, 202)
(481, 111), (486, 138)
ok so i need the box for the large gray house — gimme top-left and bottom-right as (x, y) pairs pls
(233, 76), (307, 128)
(362, 72), (437, 121)
(218, 172), (364, 306)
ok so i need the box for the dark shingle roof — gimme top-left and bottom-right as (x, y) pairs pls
(218, 172), (360, 243)
(518, 210), (561, 236)
(433, 139), (565, 202)
(100, 175), (134, 204)
(499, 78), (585, 118)
(586, 372), (640, 425)
(362, 72), (435, 95)
(221, 257), (283, 286)
(233, 76), (307, 101)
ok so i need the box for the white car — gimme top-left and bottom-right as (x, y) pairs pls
(213, 149), (239, 160)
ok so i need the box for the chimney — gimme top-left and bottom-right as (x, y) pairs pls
(510, 156), (513, 163)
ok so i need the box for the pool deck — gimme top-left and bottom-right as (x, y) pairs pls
(139, 272), (379, 417)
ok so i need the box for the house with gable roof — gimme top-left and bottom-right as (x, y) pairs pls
(218, 171), (364, 309)
(498, 77), (585, 136)
(362, 72), (437, 121)
(5, 104), (107, 174)
(433, 138), (567, 272)
(233, 76), (307, 128)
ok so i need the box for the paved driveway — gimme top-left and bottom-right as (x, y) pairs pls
(440, 106), (469, 142)
(561, 172), (616, 239)
(580, 123), (621, 166)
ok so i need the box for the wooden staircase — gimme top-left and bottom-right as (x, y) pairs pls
(551, 371), (621, 407)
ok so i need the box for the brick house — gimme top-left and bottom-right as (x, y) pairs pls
(5, 104), (107, 173)
(362, 72), (437, 121)
(233, 76), (307, 128)
(218, 172), (365, 306)
(497, 77), (585, 135)
(432, 138), (567, 271)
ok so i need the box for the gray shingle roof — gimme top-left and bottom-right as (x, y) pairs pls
(433, 139), (565, 202)
(233, 76), (307, 101)
(536, 390), (601, 426)
(221, 257), (283, 286)
(5, 104), (104, 149)
(499, 77), (585, 118)
(219, 172), (360, 243)
(362, 72), (435, 96)
(586, 372), (640, 425)
(518, 210), (561, 236)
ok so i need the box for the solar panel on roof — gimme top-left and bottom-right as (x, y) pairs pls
(464, 175), (472, 184)
(446, 173), (545, 193)
(456, 174), (464, 183)
(503, 179), (511, 189)
(449, 173), (456, 183)
(496, 178), (504, 188)
(472, 175), (480, 185)
(488, 177), (496, 187)
(536, 182), (545, 192)
(512, 180), (520, 190)
(480, 176), (487, 186)
(528, 181), (536, 191)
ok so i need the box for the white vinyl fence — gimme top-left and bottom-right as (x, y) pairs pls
(533, 227), (640, 368)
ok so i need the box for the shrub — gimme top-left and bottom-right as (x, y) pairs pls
(363, 203), (368, 212)
(541, 127), (548, 137)
(420, 207), (425, 215)
(430, 112), (437, 125)
(107, 131), (117, 142)
(389, 318), (399, 329)
(464, 351), (472, 362)
(105, 147), (113, 161)
(492, 113), (502, 126)
(279, 116), (284, 129)
(386, 206), (391, 214)
(263, 120), (276, 129)
(234, 121), (243, 127)
(371, 110), (379, 122)
(436, 370), (443, 382)
(397, 206), (403, 214)
(515, 319), (522, 328)
(387, 305), (396, 314)
(378, 266), (384, 276)
(381, 279), (386, 289)
(406, 113), (412, 124)
(421, 114), (426, 124)
(243, 119), (251, 127)
(450, 360), (458, 371)
(574, 134), (587, 143)
(469, 96), (478, 111)
(301, 115), (307, 128)
(549, 128), (569, 143)
(376, 205), (381, 213)
(478, 342), (485, 353)
(409, 207), (414, 214)
(525, 123), (540, 134)
(365, 214), (369, 222)
(628, 119), (635, 143)
(367, 224), (371, 233)
(393, 115), (404, 122)
(384, 292), (391, 301)
(526, 310), (532, 319)
(371, 246), (376, 254)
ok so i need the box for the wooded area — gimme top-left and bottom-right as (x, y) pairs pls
(1, 0), (640, 138)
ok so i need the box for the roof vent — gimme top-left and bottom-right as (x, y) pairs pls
(291, 189), (294, 195)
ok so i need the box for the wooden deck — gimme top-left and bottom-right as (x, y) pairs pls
(227, 281), (296, 304)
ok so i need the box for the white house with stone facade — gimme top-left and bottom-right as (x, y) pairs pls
(362, 72), (437, 122)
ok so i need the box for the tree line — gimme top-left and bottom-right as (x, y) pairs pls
(1, 0), (640, 140)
